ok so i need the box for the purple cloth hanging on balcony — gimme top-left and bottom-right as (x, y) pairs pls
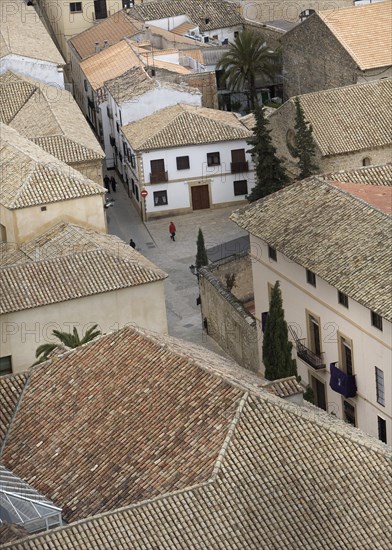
(329, 362), (357, 398)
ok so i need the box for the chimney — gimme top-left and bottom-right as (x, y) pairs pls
(95, 41), (100, 53)
(103, 40), (109, 49)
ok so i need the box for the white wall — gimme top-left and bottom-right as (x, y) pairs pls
(124, 140), (255, 213)
(0, 55), (64, 88)
(147, 15), (189, 31)
(106, 86), (202, 171)
(249, 234), (392, 443)
(203, 25), (243, 44)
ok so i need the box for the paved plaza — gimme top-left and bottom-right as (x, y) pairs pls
(106, 180), (248, 352)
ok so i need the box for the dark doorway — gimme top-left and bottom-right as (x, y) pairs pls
(191, 185), (210, 210)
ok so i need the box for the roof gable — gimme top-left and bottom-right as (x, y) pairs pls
(80, 40), (143, 90)
(0, 0), (64, 66)
(1, 326), (390, 548)
(0, 124), (104, 210)
(273, 80), (392, 156)
(0, 73), (104, 163)
(2, 327), (242, 522)
(122, 104), (252, 150)
(69, 11), (143, 60)
(131, 0), (244, 32)
(0, 222), (167, 313)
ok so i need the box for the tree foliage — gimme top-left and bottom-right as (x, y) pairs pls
(247, 104), (289, 202)
(293, 97), (319, 179)
(262, 281), (297, 380)
(195, 228), (208, 270)
(217, 30), (279, 111)
(34, 325), (101, 365)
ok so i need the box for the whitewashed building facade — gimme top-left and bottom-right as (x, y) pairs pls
(232, 172), (392, 444)
(121, 104), (255, 217)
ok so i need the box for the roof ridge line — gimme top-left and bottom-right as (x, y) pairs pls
(262, 395), (392, 458)
(1, 478), (217, 548)
(33, 134), (104, 159)
(210, 392), (249, 480)
(0, 372), (32, 458)
(323, 178), (392, 218)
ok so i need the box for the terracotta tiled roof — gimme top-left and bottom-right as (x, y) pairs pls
(324, 163), (392, 186)
(171, 21), (197, 35)
(69, 11), (143, 60)
(2, 327), (243, 523)
(329, 181), (392, 214)
(0, 222), (167, 314)
(0, 524), (28, 544)
(147, 24), (208, 46)
(0, 0), (64, 65)
(2, 326), (390, 549)
(319, 2), (392, 70)
(281, 80), (392, 156)
(0, 125), (105, 210)
(150, 58), (191, 73)
(80, 40), (143, 90)
(122, 104), (252, 150)
(231, 177), (392, 321)
(30, 136), (103, 164)
(105, 66), (200, 104)
(0, 72), (104, 163)
(0, 373), (28, 447)
(131, 0), (244, 32)
(261, 376), (303, 398)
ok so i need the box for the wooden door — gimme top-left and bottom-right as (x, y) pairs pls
(191, 185), (210, 210)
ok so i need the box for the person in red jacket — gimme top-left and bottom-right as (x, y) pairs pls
(169, 222), (176, 241)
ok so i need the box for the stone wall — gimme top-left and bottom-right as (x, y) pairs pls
(281, 14), (357, 99)
(244, 21), (285, 50)
(155, 68), (218, 109)
(268, 101), (391, 177)
(210, 252), (254, 302)
(199, 253), (260, 373)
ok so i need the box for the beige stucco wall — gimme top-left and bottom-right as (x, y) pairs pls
(3, 194), (106, 244)
(249, 234), (392, 442)
(1, 280), (167, 374)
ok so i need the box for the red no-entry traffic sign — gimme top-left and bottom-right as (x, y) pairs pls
(141, 188), (148, 198)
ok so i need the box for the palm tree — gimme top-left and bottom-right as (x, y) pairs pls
(217, 30), (279, 111)
(34, 325), (101, 365)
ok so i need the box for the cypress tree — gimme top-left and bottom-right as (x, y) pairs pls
(246, 104), (289, 202)
(293, 97), (319, 179)
(262, 281), (297, 380)
(195, 228), (208, 269)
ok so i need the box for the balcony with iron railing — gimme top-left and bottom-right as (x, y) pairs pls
(288, 325), (326, 370)
(296, 339), (326, 370)
(150, 171), (168, 184)
(230, 161), (249, 174)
